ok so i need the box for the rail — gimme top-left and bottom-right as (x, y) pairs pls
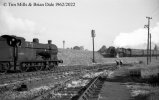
(76, 75), (104, 100)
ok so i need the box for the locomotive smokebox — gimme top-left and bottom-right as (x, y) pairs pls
(33, 38), (39, 43)
(48, 40), (52, 44)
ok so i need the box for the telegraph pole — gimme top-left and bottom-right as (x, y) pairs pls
(154, 44), (158, 59)
(63, 40), (65, 49)
(91, 30), (96, 63)
(144, 16), (152, 65)
(150, 33), (151, 62)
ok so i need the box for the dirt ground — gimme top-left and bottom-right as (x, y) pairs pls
(99, 81), (130, 100)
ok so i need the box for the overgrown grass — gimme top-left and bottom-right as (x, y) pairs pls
(122, 64), (159, 100)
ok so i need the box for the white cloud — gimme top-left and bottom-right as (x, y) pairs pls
(0, 7), (44, 41)
(113, 22), (159, 49)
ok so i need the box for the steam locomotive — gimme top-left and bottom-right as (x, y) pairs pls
(0, 35), (63, 73)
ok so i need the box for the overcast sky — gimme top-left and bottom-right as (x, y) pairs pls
(0, 0), (159, 50)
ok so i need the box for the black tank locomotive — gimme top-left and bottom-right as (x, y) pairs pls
(0, 35), (63, 73)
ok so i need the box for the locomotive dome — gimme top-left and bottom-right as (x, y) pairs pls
(33, 38), (39, 43)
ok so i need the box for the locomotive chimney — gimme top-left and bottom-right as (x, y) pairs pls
(33, 38), (39, 43)
(48, 40), (52, 44)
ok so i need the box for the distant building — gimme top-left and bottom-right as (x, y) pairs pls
(79, 46), (84, 50)
(73, 46), (84, 50)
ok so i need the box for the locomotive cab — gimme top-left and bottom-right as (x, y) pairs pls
(0, 35), (24, 72)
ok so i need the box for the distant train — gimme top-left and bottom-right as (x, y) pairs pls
(98, 46), (159, 57)
(116, 48), (159, 57)
(0, 35), (63, 73)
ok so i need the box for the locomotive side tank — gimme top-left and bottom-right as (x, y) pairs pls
(0, 35), (63, 73)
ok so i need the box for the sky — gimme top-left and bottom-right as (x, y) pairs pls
(0, 0), (159, 50)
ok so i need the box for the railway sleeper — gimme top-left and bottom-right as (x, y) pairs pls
(72, 76), (105, 100)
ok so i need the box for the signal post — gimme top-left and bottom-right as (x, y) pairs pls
(91, 30), (96, 63)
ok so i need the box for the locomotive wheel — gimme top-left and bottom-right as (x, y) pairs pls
(35, 63), (43, 71)
(48, 63), (54, 70)
(44, 62), (50, 70)
(0, 63), (9, 73)
(41, 63), (46, 70)
(20, 63), (29, 72)
(48, 62), (57, 70)
(48, 65), (54, 70)
(54, 62), (58, 68)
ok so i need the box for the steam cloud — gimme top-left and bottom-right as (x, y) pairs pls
(114, 22), (159, 49)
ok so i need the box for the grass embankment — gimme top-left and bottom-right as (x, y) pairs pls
(57, 49), (104, 66)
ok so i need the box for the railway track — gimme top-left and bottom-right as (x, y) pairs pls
(33, 77), (75, 100)
(0, 62), (121, 94)
(29, 65), (116, 100)
(74, 76), (105, 100)
(0, 63), (117, 84)
(0, 62), (136, 100)
(0, 70), (83, 100)
(32, 72), (107, 100)
(0, 67), (82, 94)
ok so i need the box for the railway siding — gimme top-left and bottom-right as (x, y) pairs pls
(0, 61), (138, 100)
(30, 65), (118, 100)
